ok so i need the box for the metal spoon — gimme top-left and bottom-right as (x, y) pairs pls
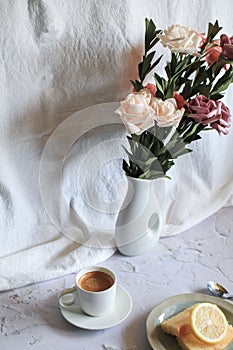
(207, 281), (233, 299)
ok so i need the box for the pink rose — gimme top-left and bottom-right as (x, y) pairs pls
(198, 33), (206, 49)
(173, 92), (187, 109)
(188, 95), (231, 134)
(205, 42), (223, 65)
(220, 34), (233, 60)
(144, 83), (157, 97)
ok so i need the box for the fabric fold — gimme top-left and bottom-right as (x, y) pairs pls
(1, 0), (233, 290)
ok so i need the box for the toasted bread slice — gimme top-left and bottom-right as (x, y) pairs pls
(161, 304), (233, 350)
(161, 306), (193, 337)
(178, 324), (233, 350)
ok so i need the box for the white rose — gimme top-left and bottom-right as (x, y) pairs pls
(150, 97), (184, 127)
(157, 24), (201, 54)
(138, 88), (153, 104)
(115, 93), (155, 135)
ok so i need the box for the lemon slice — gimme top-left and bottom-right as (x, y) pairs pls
(190, 302), (227, 344)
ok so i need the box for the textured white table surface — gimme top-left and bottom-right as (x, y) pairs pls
(0, 206), (233, 350)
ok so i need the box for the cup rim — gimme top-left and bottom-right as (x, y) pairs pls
(76, 266), (116, 294)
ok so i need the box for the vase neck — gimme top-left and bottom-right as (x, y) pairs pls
(127, 176), (152, 189)
(126, 176), (152, 203)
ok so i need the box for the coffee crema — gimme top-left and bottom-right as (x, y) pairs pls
(78, 271), (114, 292)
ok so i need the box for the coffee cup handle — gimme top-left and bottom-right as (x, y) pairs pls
(59, 285), (76, 306)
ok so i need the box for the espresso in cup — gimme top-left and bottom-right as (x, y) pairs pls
(76, 266), (117, 316)
(78, 271), (114, 292)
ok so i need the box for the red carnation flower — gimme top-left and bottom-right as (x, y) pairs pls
(188, 95), (231, 135)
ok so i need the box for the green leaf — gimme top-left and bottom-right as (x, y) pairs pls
(184, 60), (205, 78)
(206, 20), (222, 42)
(145, 18), (162, 52)
(182, 81), (193, 100)
(145, 18), (157, 51)
(209, 93), (224, 100)
(170, 53), (178, 76)
(122, 146), (133, 160)
(198, 85), (211, 96)
(211, 66), (233, 93)
(193, 67), (209, 86)
(153, 72), (166, 99)
(130, 79), (143, 91)
(165, 80), (176, 99)
(173, 148), (192, 158)
(211, 56), (225, 77)
(181, 121), (205, 144)
(139, 169), (165, 180)
(145, 157), (159, 167)
(150, 54), (163, 71)
(201, 20), (222, 51)
(139, 51), (155, 81)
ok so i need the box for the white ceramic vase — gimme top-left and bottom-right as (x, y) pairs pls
(115, 176), (163, 256)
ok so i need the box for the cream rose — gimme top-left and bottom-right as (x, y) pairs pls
(115, 93), (155, 135)
(157, 24), (201, 54)
(138, 88), (153, 104)
(150, 97), (184, 127)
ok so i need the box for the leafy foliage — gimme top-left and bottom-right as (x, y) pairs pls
(131, 19), (162, 92)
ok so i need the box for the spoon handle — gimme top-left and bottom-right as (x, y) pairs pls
(222, 293), (233, 299)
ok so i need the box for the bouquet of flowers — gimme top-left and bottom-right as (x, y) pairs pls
(116, 19), (233, 180)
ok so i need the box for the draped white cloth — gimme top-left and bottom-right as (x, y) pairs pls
(1, 0), (233, 291)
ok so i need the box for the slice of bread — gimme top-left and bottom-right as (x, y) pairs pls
(161, 304), (233, 350)
(178, 325), (233, 350)
(161, 306), (193, 337)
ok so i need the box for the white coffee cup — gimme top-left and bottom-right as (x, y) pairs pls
(60, 266), (117, 317)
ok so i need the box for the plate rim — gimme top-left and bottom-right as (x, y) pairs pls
(146, 292), (233, 350)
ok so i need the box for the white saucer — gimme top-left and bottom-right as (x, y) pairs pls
(59, 285), (132, 330)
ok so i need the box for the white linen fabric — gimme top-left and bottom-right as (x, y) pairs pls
(1, 0), (233, 291)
